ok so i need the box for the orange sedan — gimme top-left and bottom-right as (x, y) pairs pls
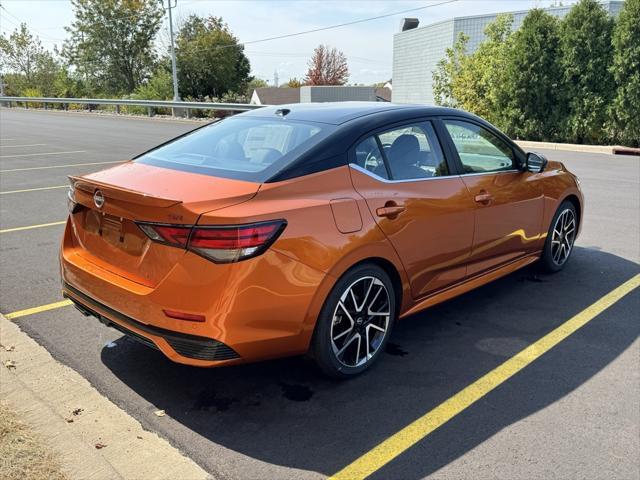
(61, 103), (583, 378)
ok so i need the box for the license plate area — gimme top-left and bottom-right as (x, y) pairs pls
(101, 216), (123, 244)
(83, 210), (146, 255)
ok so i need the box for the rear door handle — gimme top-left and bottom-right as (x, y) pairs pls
(474, 192), (493, 205)
(376, 204), (405, 218)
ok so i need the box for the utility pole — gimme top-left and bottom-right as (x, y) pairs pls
(163, 0), (180, 101)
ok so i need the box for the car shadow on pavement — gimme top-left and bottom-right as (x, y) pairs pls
(101, 247), (639, 478)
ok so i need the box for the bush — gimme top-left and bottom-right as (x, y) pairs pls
(20, 88), (43, 108)
(609, 0), (640, 147)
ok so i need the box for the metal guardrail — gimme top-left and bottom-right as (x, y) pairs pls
(0, 96), (264, 116)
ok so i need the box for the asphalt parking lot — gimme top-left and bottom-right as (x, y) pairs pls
(1, 108), (638, 480)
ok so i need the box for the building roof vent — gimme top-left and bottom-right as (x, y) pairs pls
(400, 18), (419, 32)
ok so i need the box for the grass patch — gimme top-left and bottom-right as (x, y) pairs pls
(0, 402), (68, 480)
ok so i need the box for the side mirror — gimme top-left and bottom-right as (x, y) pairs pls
(525, 152), (548, 173)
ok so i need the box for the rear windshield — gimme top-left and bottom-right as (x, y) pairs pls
(135, 116), (335, 182)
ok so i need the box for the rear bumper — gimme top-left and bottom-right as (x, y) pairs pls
(64, 283), (240, 362)
(60, 218), (327, 367)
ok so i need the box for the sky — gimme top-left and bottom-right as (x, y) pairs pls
(0, 0), (580, 85)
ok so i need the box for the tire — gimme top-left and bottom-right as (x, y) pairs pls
(311, 263), (396, 379)
(540, 200), (578, 273)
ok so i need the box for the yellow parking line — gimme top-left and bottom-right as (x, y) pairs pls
(0, 185), (67, 195)
(0, 221), (66, 233)
(1, 161), (120, 173)
(330, 274), (640, 480)
(5, 300), (73, 320)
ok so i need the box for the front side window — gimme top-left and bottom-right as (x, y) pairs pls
(444, 120), (515, 174)
(136, 117), (335, 182)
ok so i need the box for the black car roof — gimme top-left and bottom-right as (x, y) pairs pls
(239, 102), (522, 182)
(242, 102), (466, 125)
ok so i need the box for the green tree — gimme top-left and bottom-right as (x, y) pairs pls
(52, 67), (86, 98)
(63, 0), (164, 95)
(433, 15), (513, 126)
(610, 0), (640, 147)
(0, 23), (61, 96)
(499, 9), (564, 140)
(460, 14), (513, 126)
(132, 67), (173, 100)
(175, 15), (251, 100)
(433, 32), (468, 108)
(559, 0), (615, 143)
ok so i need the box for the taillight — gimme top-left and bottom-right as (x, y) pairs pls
(136, 220), (286, 263)
(189, 220), (286, 263)
(137, 224), (191, 248)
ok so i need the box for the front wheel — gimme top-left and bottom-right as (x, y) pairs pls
(311, 263), (396, 379)
(540, 201), (578, 272)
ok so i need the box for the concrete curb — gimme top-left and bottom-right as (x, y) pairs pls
(516, 140), (640, 156)
(0, 314), (212, 480)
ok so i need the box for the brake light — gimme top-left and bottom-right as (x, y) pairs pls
(136, 220), (286, 263)
(189, 221), (286, 263)
(137, 224), (191, 247)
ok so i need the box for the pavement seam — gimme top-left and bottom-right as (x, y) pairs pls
(0, 313), (212, 480)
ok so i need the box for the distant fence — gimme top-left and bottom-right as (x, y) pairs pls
(0, 96), (264, 117)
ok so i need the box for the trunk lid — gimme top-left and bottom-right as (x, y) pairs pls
(68, 161), (260, 287)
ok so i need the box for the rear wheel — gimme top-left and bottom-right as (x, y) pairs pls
(540, 201), (578, 272)
(311, 263), (396, 379)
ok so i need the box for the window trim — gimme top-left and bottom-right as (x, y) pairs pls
(439, 116), (526, 175)
(373, 135), (393, 180)
(348, 118), (456, 183)
(350, 163), (457, 184)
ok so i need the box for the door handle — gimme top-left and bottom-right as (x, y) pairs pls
(376, 202), (405, 218)
(474, 191), (493, 205)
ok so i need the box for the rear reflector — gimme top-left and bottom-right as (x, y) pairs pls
(136, 220), (286, 263)
(163, 309), (206, 322)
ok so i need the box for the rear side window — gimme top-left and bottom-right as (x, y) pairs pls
(352, 121), (449, 181)
(136, 117), (335, 182)
(354, 136), (389, 179)
(379, 123), (448, 180)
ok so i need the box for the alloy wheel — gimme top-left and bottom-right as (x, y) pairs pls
(550, 208), (576, 266)
(330, 276), (391, 368)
